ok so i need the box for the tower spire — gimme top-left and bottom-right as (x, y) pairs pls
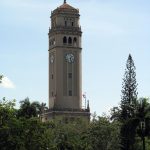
(64, 0), (66, 4)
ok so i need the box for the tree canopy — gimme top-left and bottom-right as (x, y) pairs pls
(0, 97), (121, 150)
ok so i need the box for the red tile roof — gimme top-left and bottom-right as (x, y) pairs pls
(58, 3), (77, 10)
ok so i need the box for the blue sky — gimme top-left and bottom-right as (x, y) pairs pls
(1, 0), (150, 116)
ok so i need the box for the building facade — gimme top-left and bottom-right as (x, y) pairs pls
(41, 0), (90, 121)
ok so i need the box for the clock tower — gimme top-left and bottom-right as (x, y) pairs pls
(42, 0), (90, 121)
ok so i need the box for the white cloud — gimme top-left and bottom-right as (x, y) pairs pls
(0, 76), (15, 89)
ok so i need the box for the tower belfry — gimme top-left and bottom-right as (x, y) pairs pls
(41, 1), (90, 121)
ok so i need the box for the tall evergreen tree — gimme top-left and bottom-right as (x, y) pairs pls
(120, 54), (138, 121)
(120, 54), (138, 150)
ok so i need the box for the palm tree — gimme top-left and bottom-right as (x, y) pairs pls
(18, 98), (48, 119)
(136, 98), (150, 150)
(124, 98), (150, 150)
(38, 102), (48, 114)
(18, 97), (40, 118)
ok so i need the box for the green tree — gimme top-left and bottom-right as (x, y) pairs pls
(0, 97), (16, 126)
(86, 116), (120, 150)
(0, 97), (19, 149)
(120, 54), (138, 150)
(38, 102), (48, 115)
(18, 97), (41, 118)
(120, 98), (150, 150)
(120, 54), (138, 121)
(135, 98), (150, 150)
(48, 117), (89, 150)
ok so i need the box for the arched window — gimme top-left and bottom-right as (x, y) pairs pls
(68, 37), (72, 44)
(73, 37), (77, 46)
(53, 39), (56, 45)
(72, 22), (74, 27)
(50, 41), (52, 46)
(63, 36), (67, 44)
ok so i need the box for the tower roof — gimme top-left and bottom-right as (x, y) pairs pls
(51, 1), (79, 16)
(58, 1), (77, 10)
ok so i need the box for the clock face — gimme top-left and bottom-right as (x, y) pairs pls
(50, 55), (54, 63)
(65, 53), (74, 63)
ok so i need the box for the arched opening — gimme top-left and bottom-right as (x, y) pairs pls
(53, 39), (56, 45)
(72, 22), (74, 27)
(63, 36), (67, 44)
(68, 37), (72, 44)
(65, 21), (67, 27)
(73, 37), (77, 46)
(50, 41), (53, 46)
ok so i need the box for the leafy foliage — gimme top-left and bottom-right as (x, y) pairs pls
(86, 116), (120, 150)
(0, 97), (16, 126)
(17, 97), (48, 119)
(0, 98), (121, 150)
(0, 95), (150, 150)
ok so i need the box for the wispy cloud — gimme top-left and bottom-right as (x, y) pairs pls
(0, 76), (15, 89)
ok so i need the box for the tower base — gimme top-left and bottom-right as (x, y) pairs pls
(40, 108), (90, 122)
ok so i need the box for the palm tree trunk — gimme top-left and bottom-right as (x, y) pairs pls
(142, 136), (145, 150)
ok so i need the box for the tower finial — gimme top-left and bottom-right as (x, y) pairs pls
(64, 0), (66, 4)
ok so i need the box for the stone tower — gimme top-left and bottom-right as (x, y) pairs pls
(41, 0), (90, 121)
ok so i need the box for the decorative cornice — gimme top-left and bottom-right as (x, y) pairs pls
(49, 27), (82, 36)
(43, 108), (90, 113)
(49, 31), (82, 37)
(49, 46), (82, 51)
